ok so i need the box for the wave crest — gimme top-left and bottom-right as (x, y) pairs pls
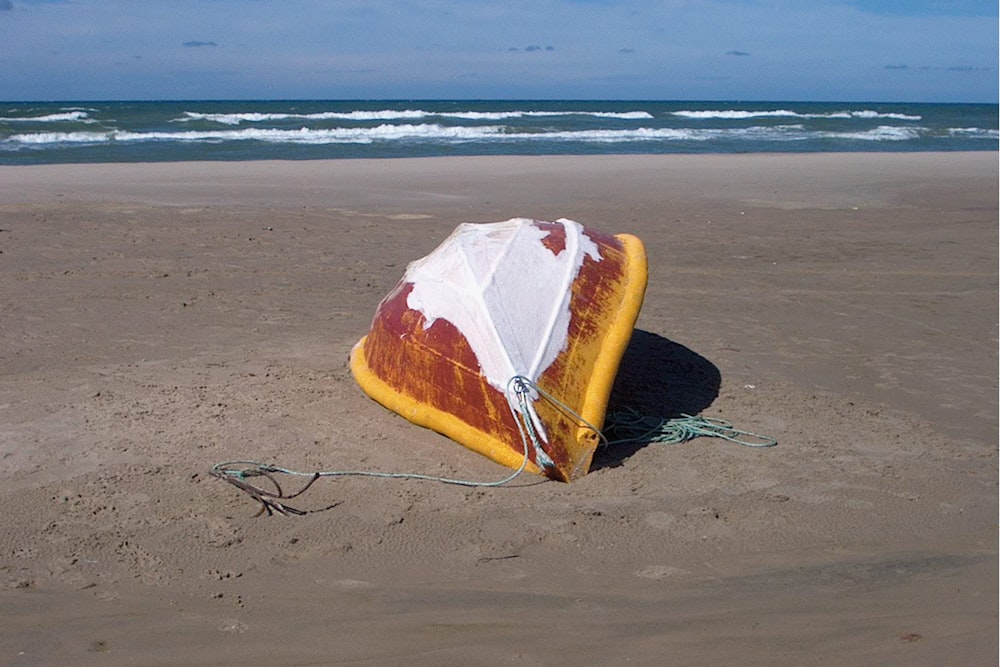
(179, 109), (654, 125)
(4, 123), (942, 149)
(672, 109), (922, 121)
(0, 110), (94, 123)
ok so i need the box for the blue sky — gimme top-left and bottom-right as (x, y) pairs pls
(1, 0), (996, 102)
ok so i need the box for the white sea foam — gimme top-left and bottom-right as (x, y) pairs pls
(0, 122), (962, 150)
(4, 131), (110, 145)
(948, 127), (1000, 139)
(5, 124), (509, 146)
(672, 109), (922, 121)
(0, 110), (93, 123)
(847, 110), (922, 121)
(179, 109), (654, 125)
(442, 110), (653, 120)
(179, 110), (433, 125)
(816, 125), (924, 141)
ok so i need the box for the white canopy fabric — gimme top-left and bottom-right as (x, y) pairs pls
(403, 218), (603, 443)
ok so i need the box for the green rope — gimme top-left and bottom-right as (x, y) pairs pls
(210, 376), (777, 514)
(210, 376), (544, 514)
(603, 407), (778, 448)
(210, 455), (533, 516)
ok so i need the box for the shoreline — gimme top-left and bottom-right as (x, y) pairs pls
(1, 151), (996, 664)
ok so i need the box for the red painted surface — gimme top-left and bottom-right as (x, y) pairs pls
(365, 281), (528, 458)
(360, 224), (631, 481)
(535, 221), (567, 256)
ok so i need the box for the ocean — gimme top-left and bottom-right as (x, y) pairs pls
(1, 100), (996, 165)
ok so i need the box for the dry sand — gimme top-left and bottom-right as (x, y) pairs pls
(0, 152), (996, 665)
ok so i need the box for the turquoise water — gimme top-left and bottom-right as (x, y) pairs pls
(1, 100), (996, 164)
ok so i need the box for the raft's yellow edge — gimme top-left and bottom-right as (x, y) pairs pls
(349, 231), (648, 482)
(349, 338), (545, 476)
(572, 232), (648, 476)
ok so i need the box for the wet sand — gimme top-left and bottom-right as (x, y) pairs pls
(1, 152), (996, 665)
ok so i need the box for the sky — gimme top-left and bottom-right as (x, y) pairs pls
(1, 0), (996, 102)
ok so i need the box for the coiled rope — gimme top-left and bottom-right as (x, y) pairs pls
(602, 407), (778, 448)
(211, 375), (776, 515)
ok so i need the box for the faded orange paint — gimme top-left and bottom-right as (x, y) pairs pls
(350, 222), (647, 482)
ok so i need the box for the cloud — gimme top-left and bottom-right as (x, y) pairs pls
(725, 50), (750, 57)
(885, 63), (994, 73)
(946, 65), (991, 72)
(183, 40), (218, 48)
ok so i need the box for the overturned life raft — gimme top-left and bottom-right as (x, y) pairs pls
(349, 218), (647, 482)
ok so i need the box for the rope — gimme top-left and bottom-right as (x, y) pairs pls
(211, 375), (776, 515)
(602, 407), (778, 448)
(210, 459), (528, 516)
(211, 376), (543, 515)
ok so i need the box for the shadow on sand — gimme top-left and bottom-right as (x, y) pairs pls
(593, 329), (721, 471)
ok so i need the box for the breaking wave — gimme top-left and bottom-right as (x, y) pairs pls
(179, 109), (655, 125)
(0, 110), (95, 123)
(3, 123), (937, 149)
(672, 109), (923, 121)
(1, 101), (993, 162)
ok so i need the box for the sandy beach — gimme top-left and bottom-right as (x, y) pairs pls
(0, 152), (996, 665)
